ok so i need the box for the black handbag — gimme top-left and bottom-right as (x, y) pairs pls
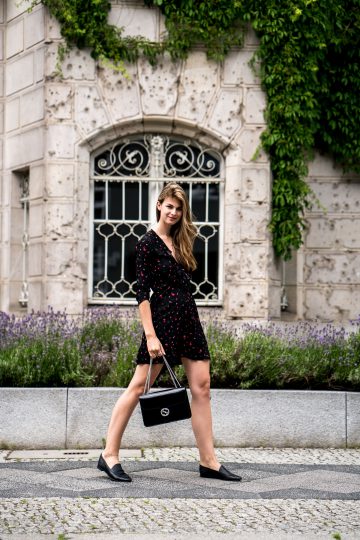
(139, 355), (192, 427)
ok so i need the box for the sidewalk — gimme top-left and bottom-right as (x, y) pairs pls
(1, 448), (360, 539)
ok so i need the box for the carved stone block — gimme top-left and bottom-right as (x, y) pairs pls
(226, 283), (268, 318)
(177, 51), (218, 124)
(304, 287), (360, 320)
(46, 164), (74, 198)
(45, 202), (74, 239)
(109, 5), (159, 41)
(5, 19), (23, 59)
(305, 217), (360, 249)
(223, 50), (259, 86)
(47, 125), (75, 159)
(309, 180), (360, 214)
(45, 241), (74, 276)
(20, 87), (44, 127)
(244, 88), (265, 124)
(24, 7), (45, 49)
(236, 127), (267, 162)
(98, 62), (140, 122)
(138, 55), (180, 116)
(75, 85), (109, 135)
(239, 205), (270, 242)
(241, 167), (269, 203)
(5, 127), (44, 168)
(304, 253), (360, 284)
(46, 85), (73, 120)
(5, 97), (19, 132)
(208, 88), (243, 138)
(6, 52), (33, 95)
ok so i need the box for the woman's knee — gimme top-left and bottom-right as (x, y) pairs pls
(126, 381), (145, 399)
(125, 364), (156, 398)
(190, 377), (211, 400)
(126, 377), (147, 398)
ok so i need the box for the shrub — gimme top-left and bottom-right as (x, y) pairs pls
(0, 308), (359, 390)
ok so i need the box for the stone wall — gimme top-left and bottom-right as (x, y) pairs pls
(0, 0), (46, 312)
(2, 388), (360, 448)
(0, 2), (5, 308)
(284, 155), (360, 321)
(0, 0), (359, 321)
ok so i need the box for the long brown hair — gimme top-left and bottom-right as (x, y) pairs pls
(156, 183), (197, 272)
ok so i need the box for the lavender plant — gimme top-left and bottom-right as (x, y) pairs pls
(207, 319), (360, 390)
(0, 308), (359, 389)
(79, 307), (143, 386)
(0, 308), (87, 386)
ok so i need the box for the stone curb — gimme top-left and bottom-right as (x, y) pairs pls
(1, 534), (359, 540)
(1, 388), (359, 449)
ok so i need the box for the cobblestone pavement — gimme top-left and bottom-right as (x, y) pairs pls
(1, 498), (360, 538)
(1, 448), (360, 539)
(2, 447), (360, 464)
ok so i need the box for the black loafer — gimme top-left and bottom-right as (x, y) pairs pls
(199, 464), (242, 481)
(97, 453), (132, 482)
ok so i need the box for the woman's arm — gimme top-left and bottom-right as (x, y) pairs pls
(135, 239), (165, 358)
(139, 300), (165, 358)
(138, 300), (155, 338)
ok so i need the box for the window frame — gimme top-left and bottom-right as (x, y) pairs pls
(88, 135), (225, 306)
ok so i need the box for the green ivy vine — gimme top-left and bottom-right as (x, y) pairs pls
(39, 0), (360, 259)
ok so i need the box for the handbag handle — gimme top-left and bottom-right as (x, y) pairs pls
(143, 355), (182, 394)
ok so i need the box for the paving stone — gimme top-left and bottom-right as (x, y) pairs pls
(4, 447), (360, 464)
(1, 460), (360, 500)
(7, 448), (141, 461)
(1, 448), (360, 537)
(1, 498), (360, 537)
(142, 447), (360, 465)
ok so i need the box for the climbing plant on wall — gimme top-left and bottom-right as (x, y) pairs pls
(39, 0), (360, 260)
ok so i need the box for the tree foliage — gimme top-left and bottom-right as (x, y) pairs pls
(40, 0), (360, 259)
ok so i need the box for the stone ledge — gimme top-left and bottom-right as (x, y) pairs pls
(1, 388), (359, 449)
(0, 388), (67, 449)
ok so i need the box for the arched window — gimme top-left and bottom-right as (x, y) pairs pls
(89, 135), (224, 305)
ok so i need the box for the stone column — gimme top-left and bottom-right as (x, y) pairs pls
(1, 1), (46, 313)
(301, 155), (360, 321)
(0, 1), (6, 310)
(223, 143), (279, 318)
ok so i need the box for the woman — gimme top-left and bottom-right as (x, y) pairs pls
(98, 182), (242, 483)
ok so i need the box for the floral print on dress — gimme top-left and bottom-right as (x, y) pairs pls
(135, 229), (210, 366)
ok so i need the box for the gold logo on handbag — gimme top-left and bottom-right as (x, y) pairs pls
(139, 355), (192, 427)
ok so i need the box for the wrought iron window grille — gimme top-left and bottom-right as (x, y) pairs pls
(19, 174), (30, 308)
(89, 135), (224, 306)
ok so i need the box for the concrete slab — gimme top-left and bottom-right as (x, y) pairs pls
(66, 388), (347, 449)
(66, 388), (196, 448)
(1, 388), (352, 448)
(6, 448), (141, 460)
(66, 388), (118, 448)
(0, 388), (67, 449)
(212, 389), (346, 448)
(347, 392), (360, 447)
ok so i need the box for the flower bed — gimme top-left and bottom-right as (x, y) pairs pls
(0, 308), (359, 390)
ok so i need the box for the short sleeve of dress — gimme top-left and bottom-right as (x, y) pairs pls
(135, 236), (152, 305)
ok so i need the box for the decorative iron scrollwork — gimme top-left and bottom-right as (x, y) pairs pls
(91, 135), (222, 304)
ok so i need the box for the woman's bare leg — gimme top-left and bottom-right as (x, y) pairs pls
(103, 363), (163, 467)
(181, 358), (220, 471)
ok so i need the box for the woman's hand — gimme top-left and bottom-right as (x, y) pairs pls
(146, 334), (165, 359)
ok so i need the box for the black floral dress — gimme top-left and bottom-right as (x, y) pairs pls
(135, 229), (210, 366)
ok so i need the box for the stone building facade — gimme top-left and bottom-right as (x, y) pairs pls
(0, 0), (359, 321)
